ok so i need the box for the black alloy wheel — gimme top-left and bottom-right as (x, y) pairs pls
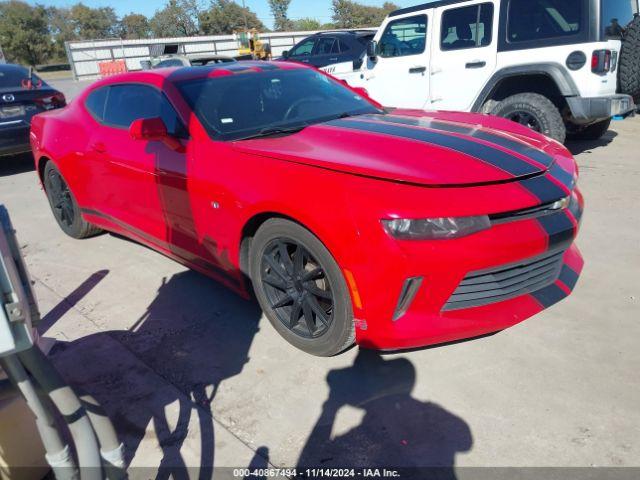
(43, 162), (102, 239)
(260, 239), (334, 339)
(504, 111), (541, 131)
(46, 168), (75, 228)
(249, 218), (355, 356)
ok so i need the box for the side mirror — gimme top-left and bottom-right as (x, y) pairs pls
(282, 50), (290, 59)
(129, 117), (184, 152)
(367, 40), (378, 60)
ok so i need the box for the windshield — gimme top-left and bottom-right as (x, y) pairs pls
(601, 0), (639, 39)
(177, 68), (381, 141)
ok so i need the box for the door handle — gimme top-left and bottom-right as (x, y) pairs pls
(409, 66), (427, 74)
(465, 61), (486, 69)
(329, 57), (338, 62)
(90, 142), (107, 153)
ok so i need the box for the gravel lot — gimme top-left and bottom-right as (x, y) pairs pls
(1, 81), (638, 477)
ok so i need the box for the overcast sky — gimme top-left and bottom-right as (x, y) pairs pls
(27, 0), (420, 29)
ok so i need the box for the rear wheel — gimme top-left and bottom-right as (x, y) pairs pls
(249, 219), (355, 356)
(490, 92), (566, 143)
(43, 162), (102, 239)
(567, 118), (612, 141)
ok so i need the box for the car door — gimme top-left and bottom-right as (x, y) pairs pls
(311, 36), (340, 68)
(89, 84), (191, 248)
(287, 37), (317, 64)
(362, 14), (432, 108)
(429, 2), (497, 111)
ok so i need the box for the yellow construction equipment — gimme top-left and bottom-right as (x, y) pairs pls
(234, 29), (272, 61)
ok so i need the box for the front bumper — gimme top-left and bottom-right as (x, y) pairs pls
(352, 188), (585, 351)
(567, 94), (635, 122)
(0, 123), (31, 157)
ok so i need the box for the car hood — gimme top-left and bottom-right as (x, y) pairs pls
(232, 110), (564, 186)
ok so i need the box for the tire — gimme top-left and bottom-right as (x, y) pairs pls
(567, 118), (612, 141)
(490, 93), (566, 143)
(619, 15), (640, 103)
(43, 162), (102, 239)
(249, 218), (355, 356)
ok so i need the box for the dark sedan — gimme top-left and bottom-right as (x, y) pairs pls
(1, 64), (66, 157)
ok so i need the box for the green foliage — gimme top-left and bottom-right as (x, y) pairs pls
(268, 0), (292, 32)
(291, 18), (323, 32)
(199, 0), (265, 35)
(69, 3), (118, 39)
(332, 0), (398, 28)
(150, 0), (200, 37)
(119, 14), (151, 39)
(0, 0), (53, 65)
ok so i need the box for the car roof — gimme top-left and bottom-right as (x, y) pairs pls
(314, 30), (376, 37)
(88, 61), (307, 91)
(390, 0), (471, 17)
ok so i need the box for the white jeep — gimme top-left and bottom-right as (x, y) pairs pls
(328, 0), (639, 143)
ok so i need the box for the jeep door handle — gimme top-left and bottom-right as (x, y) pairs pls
(465, 61), (486, 69)
(329, 57), (338, 62)
(409, 66), (427, 74)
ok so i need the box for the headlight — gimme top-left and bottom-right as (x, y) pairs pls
(382, 216), (491, 240)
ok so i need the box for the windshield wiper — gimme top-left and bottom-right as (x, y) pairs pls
(238, 124), (308, 141)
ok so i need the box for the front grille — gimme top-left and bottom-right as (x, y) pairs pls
(443, 250), (565, 311)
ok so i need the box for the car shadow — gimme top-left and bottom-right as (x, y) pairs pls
(566, 130), (618, 156)
(297, 349), (473, 478)
(44, 270), (264, 477)
(0, 152), (35, 177)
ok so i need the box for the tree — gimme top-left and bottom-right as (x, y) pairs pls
(120, 13), (151, 39)
(47, 7), (76, 60)
(268, 0), (292, 32)
(332, 0), (398, 28)
(150, 0), (201, 37)
(199, 0), (265, 35)
(0, 1), (53, 65)
(291, 18), (322, 32)
(70, 3), (118, 39)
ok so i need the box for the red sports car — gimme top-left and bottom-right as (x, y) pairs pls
(30, 61), (583, 356)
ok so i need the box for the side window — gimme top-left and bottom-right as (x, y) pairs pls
(85, 87), (108, 121)
(338, 39), (351, 53)
(103, 84), (187, 137)
(378, 15), (427, 58)
(290, 38), (315, 57)
(315, 37), (337, 55)
(441, 3), (494, 50)
(507, 0), (582, 43)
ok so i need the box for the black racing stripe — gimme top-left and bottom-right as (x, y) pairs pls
(558, 265), (579, 290)
(518, 175), (568, 204)
(537, 211), (576, 251)
(548, 162), (575, 190)
(531, 283), (567, 308)
(327, 118), (541, 177)
(372, 115), (555, 168)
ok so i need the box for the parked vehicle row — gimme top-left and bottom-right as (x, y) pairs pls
(0, 64), (66, 157)
(292, 0), (639, 143)
(31, 61), (584, 356)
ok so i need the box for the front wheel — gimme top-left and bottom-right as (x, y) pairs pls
(490, 93), (566, 143)
(249, 219), (355, 356)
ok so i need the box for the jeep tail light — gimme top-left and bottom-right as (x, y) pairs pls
(591, 50), (612, 74)
(34, 92), (66, 110)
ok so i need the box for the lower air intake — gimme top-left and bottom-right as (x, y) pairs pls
(443, 250), (565, 311)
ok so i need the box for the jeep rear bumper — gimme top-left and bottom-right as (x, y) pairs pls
(567, 94), (635, 123)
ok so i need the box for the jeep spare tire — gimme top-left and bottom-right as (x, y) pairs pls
(619, 15), (640, 103)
